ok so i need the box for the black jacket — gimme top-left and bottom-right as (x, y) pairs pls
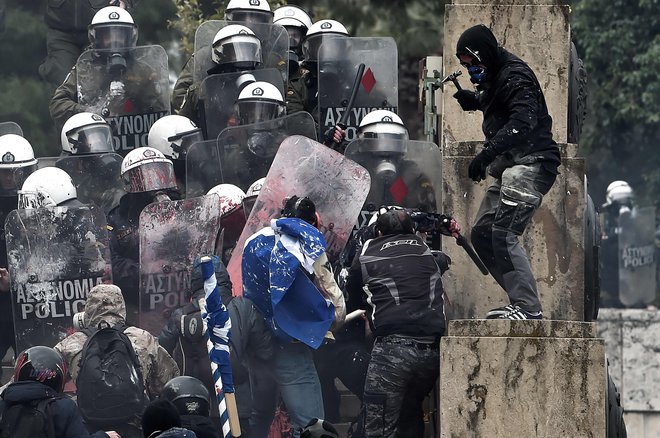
(180, 415), (219, 438)
(456, 25), (561, 175)
(346, 233), (446, 338)
(0, 381), (109, 438)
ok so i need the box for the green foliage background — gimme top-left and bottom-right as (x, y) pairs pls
(0, 0), (657, 208)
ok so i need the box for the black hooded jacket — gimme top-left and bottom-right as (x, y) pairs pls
(0, 381), (109, 438)
(456, 25), (561, 174)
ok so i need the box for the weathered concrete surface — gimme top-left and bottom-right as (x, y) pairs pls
(441, 142), (585, 320)
(454, 0), (566, 4)
(441, 5), (570, 146)
(440, 319), (606, 437)
(624, 412), (660, 438)
(597, 309), (660, 412)
(449, 318), (596, 338)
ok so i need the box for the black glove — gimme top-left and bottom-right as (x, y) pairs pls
(453, 89), (480, 111)
(468, 146), (497, 182)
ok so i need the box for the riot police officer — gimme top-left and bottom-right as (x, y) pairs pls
(107, 146), (178, 324)
(0, 134), (37, 379)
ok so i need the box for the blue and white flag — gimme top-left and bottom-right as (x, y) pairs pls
(200, 256), (233, 438)
(242, 218), (335, 349)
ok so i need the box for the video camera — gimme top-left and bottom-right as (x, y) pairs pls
(406, 209), (455, 236)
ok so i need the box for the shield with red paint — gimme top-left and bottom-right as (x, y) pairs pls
(226, 135), (371, 296)
(317, 37), (398, 142)
(76, 46), (170, 157)
(138, 194), (222, 335)
(344, 138), (442, 246)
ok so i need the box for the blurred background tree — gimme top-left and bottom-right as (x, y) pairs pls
(572, 0), (660, 208)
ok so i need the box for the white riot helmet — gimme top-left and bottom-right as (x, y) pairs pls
(61, 112), (114, 155)
(0, 134), (38, 197)
(358, 110), (408, 140)
(225, 0), (273, 24)
(605, 180), (634, 206)
(211, 25), (262, 71)
(237, 81), (285, 125)
(302, 19), (349, 64)
(274, 5), (312, 53)
(88, 6), (138, 51)
(246, 177), (265, 198)
(120, 147), (177, 193)
(147, 115), (203, 161)
(207, 184), (246, 216)
(18, 167), (77, 209)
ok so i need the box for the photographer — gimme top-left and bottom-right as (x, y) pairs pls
(345, 209), (449, 438)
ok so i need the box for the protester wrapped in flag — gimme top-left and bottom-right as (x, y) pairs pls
(241, 197), (339, 349)
(199, 255), (241, 437)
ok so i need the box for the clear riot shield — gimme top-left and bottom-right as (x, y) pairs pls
(5, 207), (111, 352)
(618, 206), (656, 306)
(0, 122), (23, 136)
(139, 194), (221, 335)
(185, 140), (221, 199)
(198, 68), (285, 140)
(192, 20), (288, 85)
(37, 153), (125, 213)
(227, 135), (371, 296)
(344, 138), (442, 239)
(76, 45), (170, 156)
(318, 37), (398, 142)
(186, 112), (317, 196)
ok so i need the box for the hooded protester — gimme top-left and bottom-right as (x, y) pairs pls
(141, 399), (197, 438)
(452, 24), (561, 320)
(55, 284), (179, 438)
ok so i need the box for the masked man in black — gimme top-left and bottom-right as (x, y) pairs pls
(453, 24), (561, 320)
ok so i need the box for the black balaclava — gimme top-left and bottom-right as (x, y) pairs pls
(455, 24), (500, 84)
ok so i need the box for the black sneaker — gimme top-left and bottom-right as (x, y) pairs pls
(485, 304), (516, 319)
(498, 305), (543, 320)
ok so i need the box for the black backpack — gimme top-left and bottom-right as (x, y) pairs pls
(0, 398), (56, 438)
(76, 324), (148, 428)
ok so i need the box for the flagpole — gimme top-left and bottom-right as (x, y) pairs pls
(200, 256), (242, 437)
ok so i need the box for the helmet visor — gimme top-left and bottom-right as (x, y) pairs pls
(226, 10), (273, 24)
(89, 23), (138, 51)
(302, 33), (343, 62)
(359, 123), (409, 141)
(122, 161), (177, 193)
(0, 164), (36, 197)
(167, 128), (204, 160)
(238, 100), (285, 125)
(213, 38), (262, 68)
(69, 125), (115, 154)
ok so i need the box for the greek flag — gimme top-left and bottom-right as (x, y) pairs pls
(200, 256), (233, 438)
(242, 218), (335, 349)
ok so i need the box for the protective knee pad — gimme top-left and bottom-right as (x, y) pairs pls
(493, 185), (542, 235)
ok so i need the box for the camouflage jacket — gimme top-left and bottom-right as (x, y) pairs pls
(54, 284), (179, 399)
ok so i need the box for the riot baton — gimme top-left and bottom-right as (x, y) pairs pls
(323, 63), (366, 147)
(454, 233), (489, 275)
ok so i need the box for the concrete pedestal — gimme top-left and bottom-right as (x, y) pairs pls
(441, 141), (585, 321)
(440, 319), (606, 437)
